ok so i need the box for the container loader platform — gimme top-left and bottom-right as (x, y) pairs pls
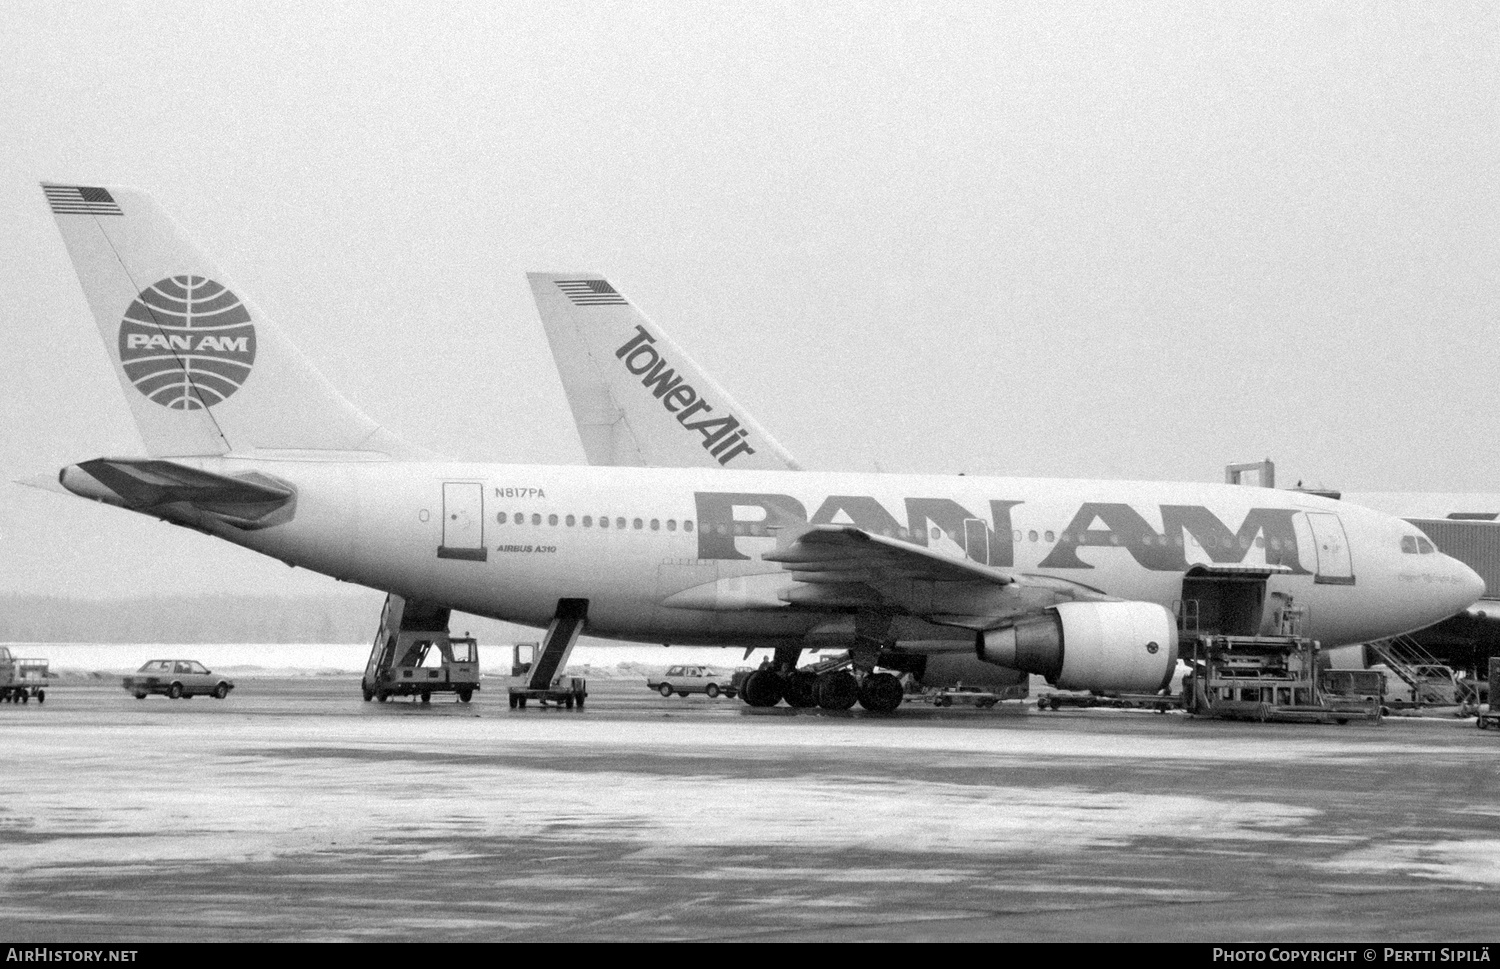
(508, 598), (588, 710)
(1184, 634), (1380, 724)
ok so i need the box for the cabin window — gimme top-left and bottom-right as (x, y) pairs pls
(1012, 529), (1022, 542)
(496, 512), (507, 524)
(565, 515), (575, 527)
(931, 528), (942, 541)
(633, 518), (643, 530)
(532, 514), (542, 526)
(1027, 530), (1038, 543)
(583, 515), (592, 528)
(617, 517), (627, 530)
(684, 521), (694, 533)
(548, 514), (559, 526)
(600, 516), (610, 529)
(650, 519), (660, 531)
(1044, 530), (1055, 542)
(515, 510), (525, 524)
(667, 519), (677, 531)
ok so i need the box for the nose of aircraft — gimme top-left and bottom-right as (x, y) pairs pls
(1449, 555), (1487, 613)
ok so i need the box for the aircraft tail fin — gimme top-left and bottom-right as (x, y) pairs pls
(42, 183), (419, 459)
(527, 272), (801, 471)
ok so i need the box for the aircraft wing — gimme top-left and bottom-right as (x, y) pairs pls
(527, 272), (801, 471)
(760, 525), (1109, 627)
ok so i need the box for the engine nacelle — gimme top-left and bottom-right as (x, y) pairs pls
(976, 601), (1177, 693)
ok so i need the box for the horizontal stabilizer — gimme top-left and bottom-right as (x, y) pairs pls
(60, 457), (295, 530)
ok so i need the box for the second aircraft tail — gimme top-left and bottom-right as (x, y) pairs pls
(527, 272), (801, 471)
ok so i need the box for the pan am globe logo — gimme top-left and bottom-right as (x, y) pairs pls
(117, 275), (257, 410)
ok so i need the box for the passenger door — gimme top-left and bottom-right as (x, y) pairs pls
(1305, 512), (1355, 585)
(438, 481), (487, 561)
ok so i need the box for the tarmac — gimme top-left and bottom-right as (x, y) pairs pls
(2, 677), (1497, 942)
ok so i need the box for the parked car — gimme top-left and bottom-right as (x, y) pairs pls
(647, 665), (737, 698)
(123, 659), (234, 700)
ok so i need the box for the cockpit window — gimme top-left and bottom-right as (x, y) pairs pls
(1401, 536), (1419, 554)
(1417, 537), (1435, 554)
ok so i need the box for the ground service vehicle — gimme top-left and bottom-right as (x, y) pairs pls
(1369, 662), (1476, 716)
(0, 646), (49, 704)
(362, 595), (480, 703)
(1477, 657), (1500, 731)
(647, 664), (738, 698)
(123, 659), (234, 700)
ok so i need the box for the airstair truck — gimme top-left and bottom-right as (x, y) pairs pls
(361, 595), (480, 703)
(507, 598), (588, 710)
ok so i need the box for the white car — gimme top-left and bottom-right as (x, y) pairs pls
(123, 659), (234, 700)
(646, 665), (737, 699)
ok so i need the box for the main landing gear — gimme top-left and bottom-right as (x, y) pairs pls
(741, 666), (904, 714)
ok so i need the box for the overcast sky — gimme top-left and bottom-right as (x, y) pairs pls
(1, 1), (1496, 601)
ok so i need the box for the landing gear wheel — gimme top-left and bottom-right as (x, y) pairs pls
(783, 672), (818, 709)
(741, 670), (785, 708)
(814, 671), (859, 711)
(168, 683), (183, 700)
(659, 683), (674, 698)
(857, 672), (904, 713)
(706, 684), (720, 698)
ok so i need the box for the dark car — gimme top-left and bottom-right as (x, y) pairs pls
(123, 659), (234, 700)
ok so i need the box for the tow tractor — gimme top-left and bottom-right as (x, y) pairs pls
(0, 646), (49, 704)
(508, 598), (588, 710)
(362, 595), (480, 703)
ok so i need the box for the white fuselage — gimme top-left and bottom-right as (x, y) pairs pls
(168, 459), (1482, 650)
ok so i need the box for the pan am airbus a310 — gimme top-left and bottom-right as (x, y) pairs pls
(29, 183), (1483, 713)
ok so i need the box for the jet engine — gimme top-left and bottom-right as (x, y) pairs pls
(976, 601), (1177, 693)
